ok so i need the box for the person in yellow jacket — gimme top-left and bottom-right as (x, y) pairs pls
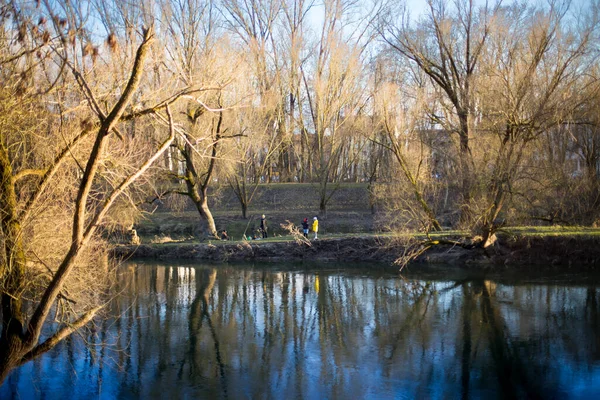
(311, 216), (319, 240)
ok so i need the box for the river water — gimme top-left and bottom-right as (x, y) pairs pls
(2, 261), (600, 399)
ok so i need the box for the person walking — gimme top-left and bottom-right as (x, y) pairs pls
(301, 218), (309, 238)
(260, 214), (268, 238)
(311, 216), (319, 240)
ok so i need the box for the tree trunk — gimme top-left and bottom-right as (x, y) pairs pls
(0, 26), (159, 384)
(319, 197), (327, 214)
(183, 111), (220, 239)
(458, 115), (473, 226)
(0, 142), (28, 382)
(241, 201), (248, 219)
(368, 181), (376, 215)
(0, 336), (25, 383)
(319, 177), (328, 214)
(186, 181), (218, 238)
(198, 191), (217, 238)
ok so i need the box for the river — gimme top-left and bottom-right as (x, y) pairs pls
(2, 261), (600, 399)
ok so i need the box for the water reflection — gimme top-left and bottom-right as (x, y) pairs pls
(3, 263), (600, 399)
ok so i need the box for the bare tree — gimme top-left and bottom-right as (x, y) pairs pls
(155, 0), (240, 237)
(372, 55), (443, 231)
(224, 107), (283, 218)
(302, 0), (374, 213)
(380, 0), (500, 225)
(221, 0), (293, 183)
(0, 0), (196, 381)
(279, 0), (315, 182)
(472, 0), (599, 245)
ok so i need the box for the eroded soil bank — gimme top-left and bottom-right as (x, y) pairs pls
(111, 235), (600, 269)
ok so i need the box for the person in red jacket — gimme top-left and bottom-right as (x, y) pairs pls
(301, 218), (309, 238)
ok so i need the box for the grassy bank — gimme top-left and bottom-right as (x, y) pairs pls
(112, 229), (600, 269)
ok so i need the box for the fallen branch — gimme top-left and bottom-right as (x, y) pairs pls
(280, 220), (312, 246)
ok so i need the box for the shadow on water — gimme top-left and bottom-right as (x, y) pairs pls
(3, 261), (600, 399)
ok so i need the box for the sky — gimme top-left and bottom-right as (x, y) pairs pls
(403, 0), (591, 20)
(304, 0), (593, 39)
(405, 0), (428, 18)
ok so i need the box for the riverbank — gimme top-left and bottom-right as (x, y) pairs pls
(111, 233), (600, 269)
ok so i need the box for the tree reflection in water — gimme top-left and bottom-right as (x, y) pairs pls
(3, 263), (600, 399)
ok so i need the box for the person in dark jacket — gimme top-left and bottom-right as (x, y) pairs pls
(301, 218), (309, 238)
(220, 230), (229, 241)
(260, 214), (268, 238)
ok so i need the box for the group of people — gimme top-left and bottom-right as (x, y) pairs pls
(243, 214), (269, 241)
(301, 216), (319, 240)
(222, 214), (320, 241)
(259, 214), (319, 240)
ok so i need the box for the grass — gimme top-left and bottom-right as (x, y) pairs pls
(501, 226), (600, 237)
(130, 224), (600, 250)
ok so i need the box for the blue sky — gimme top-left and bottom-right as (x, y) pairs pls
(405, 0), (428, 18)
(404, 0), (591, 19)
(304, 0), (594, 38)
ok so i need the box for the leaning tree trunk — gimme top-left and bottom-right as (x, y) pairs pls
(183, 108), (223, 238)
(184, 171), (218, 238)
(0, 142), (28, 382)
(0, 28), (159, 384)
(198, 190), (218, 238)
